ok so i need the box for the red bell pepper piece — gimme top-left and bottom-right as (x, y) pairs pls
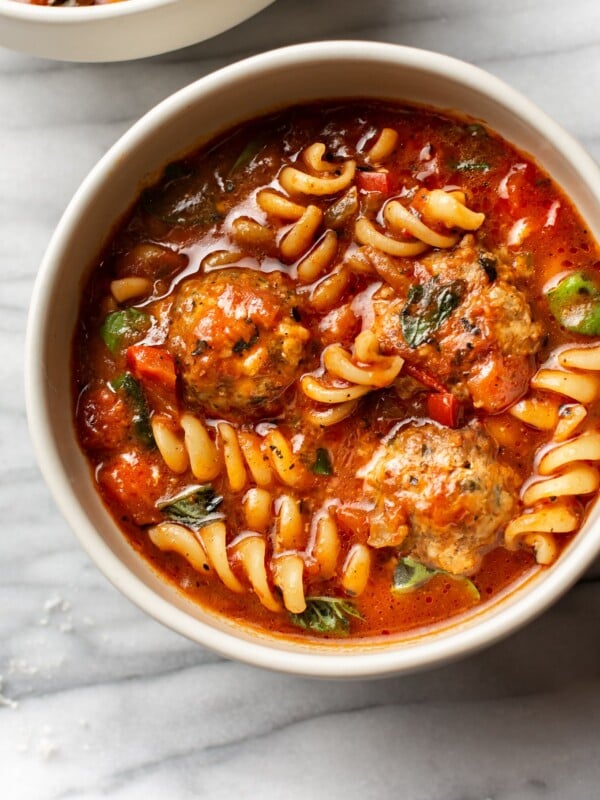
(427, 392), (462, 428)
(404, 363), (447, 393)
(356, 170), (391, 194)
(126, 345), (177, 392)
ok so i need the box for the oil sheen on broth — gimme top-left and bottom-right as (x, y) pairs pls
(72, 101), (600, 641)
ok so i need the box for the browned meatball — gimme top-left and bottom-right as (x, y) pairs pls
(371, 235), (541, 412)
(362, 421), (519, 575)
(167, 268), (309, 419)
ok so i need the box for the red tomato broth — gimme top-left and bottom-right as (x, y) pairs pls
(72, 100), (600, 642)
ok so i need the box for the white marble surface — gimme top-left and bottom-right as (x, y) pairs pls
(2, 1), (600, 797)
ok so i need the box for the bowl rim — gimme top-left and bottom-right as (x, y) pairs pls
(0, 0), (176, 21)
(26, 39), (600, 678)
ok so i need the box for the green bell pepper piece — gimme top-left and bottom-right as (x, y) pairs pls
(547, 271), (600, 335)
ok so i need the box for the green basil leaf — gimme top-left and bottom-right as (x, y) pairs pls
(141, 163), (222, 227)
(111, 372), (154, 448)
(400, 278), (464, 348)
(100, 308), (150, 354)
(228, 134), (267, 177)
(158, 485), (224, 529)
(232, 322), (260, 354)
(289, 596), (363, 636)
(547, 271), (600, 335)
(311, 447), (333, 476)
(392, 557), (480, 600)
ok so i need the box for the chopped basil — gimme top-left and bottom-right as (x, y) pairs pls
(158, 485), (224, 529)
(392, 557), (480, 600)
(478, 254), (497, 282)
(400, 278), (464, 348)
(100, 308), (150, 353)
(141, 163), (222, 227)
(547, 271), (600, 335)
(228, 134), (267, 177)
(311, 447), (333, 476)
(289, 596), (363, 636)
(232, 323), (259, 354)
(111, 373), (154, 448)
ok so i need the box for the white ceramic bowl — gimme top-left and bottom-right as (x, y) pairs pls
(26, 41), (600, 677)
(0, 0), (275, 62)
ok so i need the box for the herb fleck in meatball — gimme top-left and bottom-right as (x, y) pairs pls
(363, 421), (519, 574)
(167, 268), (309, 419)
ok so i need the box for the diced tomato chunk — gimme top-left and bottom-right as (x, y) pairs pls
(98, 450), (165, 526)
(356, 170), (392, 194)
(467, 354), (532, 414)
(427, 392), (462, 428)
(127, 345), (177, 392)
(78, 386), (130, 450)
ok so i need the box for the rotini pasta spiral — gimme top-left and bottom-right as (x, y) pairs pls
(153, 413), (322, 492)
(301, 330), (404, 420)
(149, 494), (372, 615)
(354, 188), (484, 258)
(504, 343), (600, 563)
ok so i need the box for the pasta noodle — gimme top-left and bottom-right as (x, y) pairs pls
(274, 494), (305, 551)
(256, 189), (305, 220)
(297, 229), (338, 283)
(180, 414), (221, 482)
(280, 204), (323, 260)
(554, 404), (588, 442)
(230, 216), (274, 249)
(151, 416), (189, 474)
(300, 376), (372, 404)
(264, 429), (310, 489)
(341, 544), (371, 596)
(522, 463), (600, 506)
(218, 422), (248, 493)
(232, 535), (281, 612)
(504, 502), (579, 548)
(354, 216), (429, 257)
(110, 277), (152, 303)
(509, 396), (560, 430)
(303, 142), (333, 173)
(531, 369), (600, 403)
(416, 188), (485, 230)
(304, 399), (359, 427)
(148, 522), (211, 573)
(302, 329), (404, 418)
(311, 513), (341, 579)
(279, 157), (356, 196)
(384, 200), (459, 249)
(538, 431), (600, 475)
(558, 344), (600, 371)
(199, 521), (244, 593)
(309, 267), (351, 311)
(242, 487), (273, 532)
(366, 127), (399, 163)
(272, 554), (306, 613)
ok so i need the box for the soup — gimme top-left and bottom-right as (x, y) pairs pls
(72, 100), (600, 640)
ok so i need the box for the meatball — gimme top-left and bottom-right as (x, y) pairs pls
(167, 268), (309, 418)
(362, 421), (519, 575)
(372, 236), (541, 412)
